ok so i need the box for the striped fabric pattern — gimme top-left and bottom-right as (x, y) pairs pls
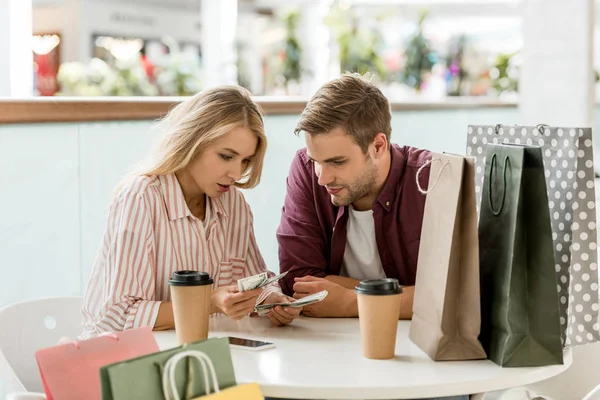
(81, 173), (279, 339)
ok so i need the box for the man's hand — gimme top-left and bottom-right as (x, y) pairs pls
(262, 292), (302, 326)
(293, 276), (358, 318)
(212, 285), (262, 320)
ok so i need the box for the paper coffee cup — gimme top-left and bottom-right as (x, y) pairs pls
(355, 279), (403, 359)
(169, 270), (213, 345)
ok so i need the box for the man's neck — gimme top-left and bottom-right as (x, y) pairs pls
(352, 149), (392, 211)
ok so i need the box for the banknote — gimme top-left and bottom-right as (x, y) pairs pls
(237, 271), (288, 292)
(254, 290), (329, 316)
(237, 272), (268, 292)
(261, 271), (288, 287)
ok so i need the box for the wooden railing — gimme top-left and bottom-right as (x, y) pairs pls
(0, 96), (517, 124)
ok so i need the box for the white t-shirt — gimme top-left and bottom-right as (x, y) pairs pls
(340, 206), (386, 280)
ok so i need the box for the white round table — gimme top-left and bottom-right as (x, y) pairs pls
(153, 316), (571, 399)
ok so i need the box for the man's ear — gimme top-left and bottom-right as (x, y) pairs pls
(372, 133), (388, 158)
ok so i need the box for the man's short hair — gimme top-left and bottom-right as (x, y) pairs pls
(294, 73), (392, 152)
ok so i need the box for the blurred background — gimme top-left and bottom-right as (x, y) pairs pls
(1, 0), (533, 100)
(1, 2), (600, 399)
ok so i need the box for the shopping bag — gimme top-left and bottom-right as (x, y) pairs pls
(161, 349), (263, 400)
(478, 143), (563, 366)
(409, 153), (487, 361)
(467, 125), (600, 346)
(35, 327), (159, 400)
(100, 337), (239, 400)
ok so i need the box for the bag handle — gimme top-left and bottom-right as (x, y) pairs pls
(416, 158), (450, 194)
(488, 153), (509, 216)
(536, 123), (549, 134)
(162, 350), (220, 400)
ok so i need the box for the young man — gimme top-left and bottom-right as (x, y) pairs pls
(277, 74), (431, 320)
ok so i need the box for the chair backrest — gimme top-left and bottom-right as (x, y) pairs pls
(584, 385), (600, 400)
(0, 297), (83, 393)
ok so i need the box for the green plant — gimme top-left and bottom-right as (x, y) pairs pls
(325, 4), (386, 79)
(490, 52), (519, 95)
(153, 36), (203, 96)
(56, 57), (158, 96)
(400, 9), (435, 91)
(56, 36), (203, 96)
(236, 40), (251, 90)
(262, 7), (307, 94)
(280, 8), (303, 91)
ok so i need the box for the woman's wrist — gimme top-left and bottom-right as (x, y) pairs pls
(211, 287), (230, 314)
(210, 291), (220, 314)
(153, 301), (175, 330)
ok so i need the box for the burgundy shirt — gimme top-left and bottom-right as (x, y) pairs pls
(276, 144), (431, 296)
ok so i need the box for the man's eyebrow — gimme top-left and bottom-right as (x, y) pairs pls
(324, 156), (347, 163)
(307, 154), (347, 163)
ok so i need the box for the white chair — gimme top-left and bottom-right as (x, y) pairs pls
(0, 297), (83, 399)
(583, 385), (600, 400)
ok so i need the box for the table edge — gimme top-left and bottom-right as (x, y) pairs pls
(255, 348), (573, 399)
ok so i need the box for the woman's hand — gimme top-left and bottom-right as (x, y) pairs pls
(212, 285), (262, 320)
(262, 292), (302, 326)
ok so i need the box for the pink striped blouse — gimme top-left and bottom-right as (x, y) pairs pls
(81, 173), (280, 339)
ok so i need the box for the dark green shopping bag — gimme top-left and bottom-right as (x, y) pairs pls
(100, 337), (236, 399)
(478, 144), (563, 367)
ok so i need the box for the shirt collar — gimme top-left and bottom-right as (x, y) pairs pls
(376, 145), (405, 212)
(159, 174), (228, 221)
(159, 174), (191, 221)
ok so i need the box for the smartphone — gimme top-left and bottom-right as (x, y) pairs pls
(227, 336), (275, 351)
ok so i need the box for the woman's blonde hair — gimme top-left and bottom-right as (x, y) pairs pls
(122, 86), (266, 193)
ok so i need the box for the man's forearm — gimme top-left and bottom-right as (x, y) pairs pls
(342, 290), (359, 317)
(325, 276), (360, 317)
(334, 285), (414, 319)
(325, 275), (360, 290)
(324, 276), (414, 319)
(398, 286), (415, 320)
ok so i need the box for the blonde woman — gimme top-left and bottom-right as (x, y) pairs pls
(81, 87), (300, 339)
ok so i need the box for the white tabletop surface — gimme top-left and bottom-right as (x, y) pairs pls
(153, 316), (572, 399)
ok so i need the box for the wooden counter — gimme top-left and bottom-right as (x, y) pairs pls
(0, 96), (517, 124)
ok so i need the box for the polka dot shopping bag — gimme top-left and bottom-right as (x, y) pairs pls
(466, 125), (600, 347)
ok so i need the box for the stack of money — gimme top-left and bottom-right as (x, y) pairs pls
(237, 271), (289, 292)
(253, 290), (329, 316)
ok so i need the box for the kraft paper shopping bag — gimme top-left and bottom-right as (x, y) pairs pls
(409, 153), (486, 361)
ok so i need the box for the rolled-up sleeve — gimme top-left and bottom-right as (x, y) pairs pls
(81, 188), (160, 338)
(277, 151), (329, 296)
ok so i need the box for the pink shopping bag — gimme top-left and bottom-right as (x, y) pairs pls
(35, 327), (159, 400)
